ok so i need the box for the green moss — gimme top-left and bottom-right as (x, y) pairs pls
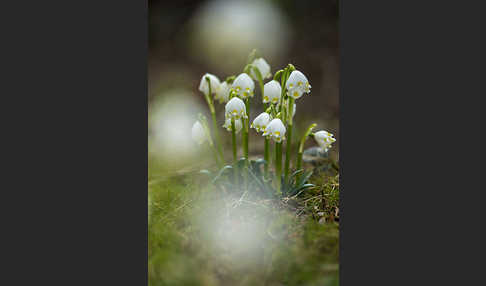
(148, 170), (339, 286)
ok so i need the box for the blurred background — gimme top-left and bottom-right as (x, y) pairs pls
(149, 0), (339, 171)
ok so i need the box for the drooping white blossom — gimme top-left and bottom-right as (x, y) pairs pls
(263, 80), (281, 104)
(199, 73), (221, 96)
(313, 130), (336, 152)
(215, 81), (231, 103)
(251, 112), (271, 133)
(223, 118), (243, 133)
(232, 73), (255, 99)
(225, 97), (247, 120)
(250, 58), (271, 80)
(286, 70), (311, 99)
(262, 118), (286, 143)
(191, 121), (206, 145)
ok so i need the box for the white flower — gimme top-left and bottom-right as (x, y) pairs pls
(263, 80), (281, 104)
(223, 118), (243, 133)
(199, 73), (221, 96)
(314, 130), (336, 152)
(251, 112), (271, 133)
(250, 58), (271, 80)
(232, 73), (255, 99)
(191, 121), (206, 145)
(225, 97), (247, 120)
(286, 70), (311, 99)
(215, 81), (231, 103)
(262, 118), (286, 143)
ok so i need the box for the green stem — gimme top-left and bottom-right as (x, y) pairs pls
(243, 99), (249, 160)
(241, 117), (248, 189)
(284, 97), (295, 182)
(210, 111), (224, 161)
(264, 137), (269, 179)
(275, 142), (282, 194)
(284, 122), (293, 182)
(209, 143), (222, 168)
(257, 77), (264, 103)
(296, 151), (303, 174)
(231, 118), (239, 186)
(205, 77), (224, 163)
(279, 69), (290, 114)
(296, 123), (316, 181)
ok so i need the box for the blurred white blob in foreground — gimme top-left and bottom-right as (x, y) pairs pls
(149, 90), (204, 164)
(191, 191), (276, 265)
(189, 0), (291, 72)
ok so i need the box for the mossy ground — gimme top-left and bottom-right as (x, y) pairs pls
(148, 165), (339, 286)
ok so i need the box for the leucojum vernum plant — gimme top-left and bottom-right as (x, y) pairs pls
(192, 50), (336, 198)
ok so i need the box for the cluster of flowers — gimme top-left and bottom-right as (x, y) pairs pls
(191, 55), (336, 182)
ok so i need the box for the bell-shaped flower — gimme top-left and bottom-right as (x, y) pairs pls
(214, 81), (231, 103)
(263, 80), (281, 104)
(199, 73), (221, 96)
(232, 73), (254, 99)
(222, 118), (243, 133)
(250, 58), (271, 80)
(251, 112), (271, 133)
(225, 97), (247, 120)
(262, 118), (286, 143)
(191, 121), (207, 145)
(314, 130), (336, 152)
(286, 70), (311, 99)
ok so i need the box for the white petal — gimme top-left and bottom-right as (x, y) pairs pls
(199, 73), (221, 96)
(263, 80), (281, 104)
(232, 73), (255, 99)
(251, 58), (271, 80)
(223, 118), (243, 133)
(225, 97), (247, 119)
(191, 121), (206, 144)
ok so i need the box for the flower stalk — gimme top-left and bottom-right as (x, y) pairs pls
(275, 141), (282, 194)
(296, 123), (316, 181)
(284, 96), (295, 181)
(205, 77), (224, 163)
(264, 137), (269, 178)
(231, 118), (239, 186)
(243, 98), (250, 159)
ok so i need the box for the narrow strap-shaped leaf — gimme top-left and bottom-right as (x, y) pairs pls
(211, 165), (233, 184)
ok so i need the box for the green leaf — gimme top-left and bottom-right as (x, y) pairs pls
(289, 183), (315, 196)
(199, 169), (212, 176)
(297, 170), (313, 187)
(290, 169), (304, 180)
(211, 165), (233, 184)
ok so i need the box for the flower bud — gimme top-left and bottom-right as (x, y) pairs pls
(313, 130), (336, 152)
(225, 97), (247, 120)
(214, 81), (231, 103)
(250, 58), (271, 80)
(191, 121), (206, 145)
(286, 70), (311, 99)
(263, 80), (281, 104)
(251, 112), (271, 133)
(262, 118), (286, 143)
(199, 73), (221, 96)
(232, 73), (254, 99)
